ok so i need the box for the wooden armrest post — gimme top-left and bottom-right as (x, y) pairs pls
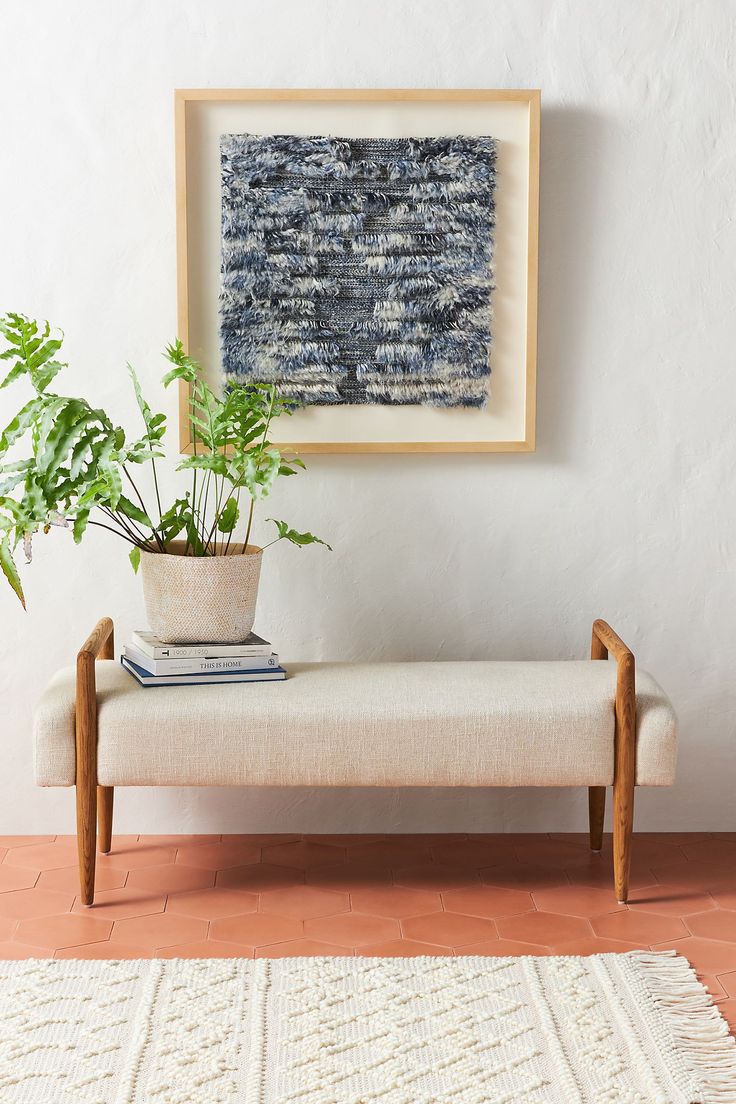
(591, 619), (636, 903)
(76, 617), (114, 906)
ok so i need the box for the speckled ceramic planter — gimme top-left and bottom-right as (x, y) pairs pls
(140, 541), (263, 644)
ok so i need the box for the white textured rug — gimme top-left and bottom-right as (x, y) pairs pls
(0, 951), (734, 1103)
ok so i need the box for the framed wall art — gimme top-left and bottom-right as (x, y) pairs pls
(175, 88), (540, 453)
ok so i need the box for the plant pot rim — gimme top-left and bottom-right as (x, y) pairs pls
(140, 541), (262, 560)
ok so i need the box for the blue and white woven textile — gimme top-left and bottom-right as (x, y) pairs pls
(220, 133), (497, 407)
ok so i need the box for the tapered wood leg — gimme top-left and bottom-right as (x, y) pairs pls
(76, 784), (96, 907)
(98, 787), (114, 854)
(613, 782), (634, 903)
(612, 652), (636, 903)
(76, 653), (98, 907)
(588, 786), (605, 851)
(591, 620), (637, 903)
(74, 618), (114, 907)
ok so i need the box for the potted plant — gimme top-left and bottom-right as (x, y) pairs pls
(0, 313), (330, 641)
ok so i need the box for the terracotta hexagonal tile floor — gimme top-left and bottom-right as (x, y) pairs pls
(431, 838), (519, 868)
(626, 883), (717, 916)
(650, 937), (736, 978)
(175, 840), (261, 869)
(126, 863), (215, 895)
(157, 940), (253, 959)
(685, 910), (736, 941)
(112, 912), (208, 951)
(36, 864), (128, 893)
(496, 910), (591, 947)
(0, 918), (19, 942)
(350, 886), (442, 919)
(346, 840), (434, 868)
(403, 911), (498, 948)
(480, 862), (567, 890)
(262, 841), (346, 869)
(0, 832), (733, 1035)
(0, 866), (42, 893)
(255, 939), (347, 958)
(303, 912), (400, 948)
(0, 888), (74, 921)
(720, 971), (736, 998)
(260, 885), (350, 919)
(307, 863), (392, 889)
(70, 887), (166, 921)
(17, 913), (112, 951)
(210, 912), (303, 947)
(216, 863), (304, 892)
(54, 941), (152, 960)
(591, 910), (689, 944)
(441, 885), (534, 919)
(3, 838), (83, 871)
(165, 887), (259, 920)
(394, 864), (481, 890)
(712, 886), (736, 910)
(0, 940), (48, 958)
(530, 884), (625, 918)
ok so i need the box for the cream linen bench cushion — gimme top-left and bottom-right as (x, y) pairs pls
(32, 618), (676, 906)
(35, 659), (676, 790)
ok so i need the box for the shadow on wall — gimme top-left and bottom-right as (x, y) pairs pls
(535, 105), (611, 463)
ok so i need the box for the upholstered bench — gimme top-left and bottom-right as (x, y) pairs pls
(33, 618), (677, 906)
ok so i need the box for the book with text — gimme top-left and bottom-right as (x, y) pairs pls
(121, 657), (286, 687)
(131, 630), (273, 660)
(123, 645), (280, 677)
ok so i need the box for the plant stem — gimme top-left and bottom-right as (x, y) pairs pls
(203, 384), (219, 554)
(199, 469), (211, 552)
(101, 505), (148, 547)
(225, 486), (241, 555)
(88, 520), (149, 549)
(123, 464), (164, 550)
(150, 456), (163, 525)
(243, 496), (255, 551)
(203, 509), (220, 552)
(242, 385), (276, 554)
(185, 392), (199, 557)
(213, 472), (226, 555)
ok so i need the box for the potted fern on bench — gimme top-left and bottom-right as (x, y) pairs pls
(0, 313), (329, 641)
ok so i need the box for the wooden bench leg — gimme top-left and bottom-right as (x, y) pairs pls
(76, 772), (97, 907)
(98, 787), (114, 854)
(76, 648), (98, 906)
(612, 652), (636, 904)
(591, 620), (637, 904)
(613, 776), (634, 904)
(75, 617), (114, 907)
(588, 786), (605, 851)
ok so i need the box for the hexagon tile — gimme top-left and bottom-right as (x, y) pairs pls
(0, 832), (733, 1034)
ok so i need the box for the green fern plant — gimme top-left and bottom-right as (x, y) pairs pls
(0, 313), (330, 606)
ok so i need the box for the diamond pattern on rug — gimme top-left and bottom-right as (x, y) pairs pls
(0, 959), (143, 1100)
(268, 956), (547, 1102)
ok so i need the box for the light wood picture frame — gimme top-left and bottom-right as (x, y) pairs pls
(175, 88), (540, 454)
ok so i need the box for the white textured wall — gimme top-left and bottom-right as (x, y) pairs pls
(0, 0), (733, 833)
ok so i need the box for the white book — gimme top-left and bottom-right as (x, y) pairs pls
(124, 644), (280, 677)
(121, 656), (287, 687)
(131, 629), (273, 660)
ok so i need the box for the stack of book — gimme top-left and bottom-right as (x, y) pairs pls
(121, 630), (286, 687)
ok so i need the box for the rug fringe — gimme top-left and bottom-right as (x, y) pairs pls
(630, 950), (736, 1102)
